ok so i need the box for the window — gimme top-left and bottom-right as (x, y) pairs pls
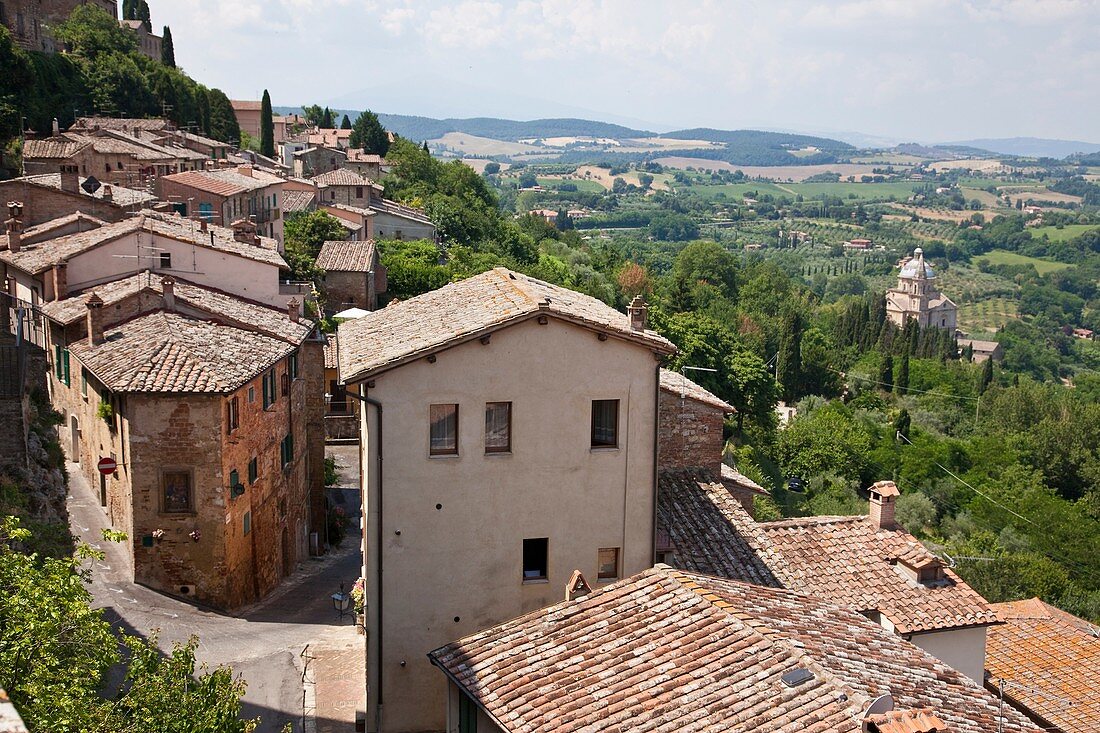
(262, 369), (276, 408)
(281, 371), (290, 397)
(280, 434), (294, 467)
(459, 693), (477, 733)
(81, 368), (89, 398)
(159, 252), (171, 269)
(229, 469), (240, 489)
(288, 352), (298, 379)
(598, 548), (620, 581)
(162, 471), (192, 513)
(429, 404), (458, 456)
(522, 538), (548, 582)
(355, 186), (363, 198)
(243, 511), (252, 535)
(248, 386), (255, 403)
(484, 402), (511, 453)
(226, 396), (239, 434)
(328, 380), (349, 414)
(591, 399), (619, 448)
(247, 457), (258, 485)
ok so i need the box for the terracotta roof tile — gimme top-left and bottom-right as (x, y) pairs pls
(323, 334), (339, 369)
(866, 708), (949, 733)
(370, 198), (433, 226)
(69, 311), (294, 393)
(338, 268), (675, 382)
(17, 174), (155, 207)
(316, 240), (377, 272)
(281, 189), (316, 213)
(428, 567), (1042, 733)
(986, 599), (1100, 733)
(161, 168), (282, 197)
(311, 169), (377, 187)
(659, 368), (734, 411)
(22, 137), (90, 159)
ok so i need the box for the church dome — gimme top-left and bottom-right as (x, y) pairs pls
(900, 248), (936, 279)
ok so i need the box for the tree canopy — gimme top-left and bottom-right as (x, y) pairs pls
(349, 110), (389, 156)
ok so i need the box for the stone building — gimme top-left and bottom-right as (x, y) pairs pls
(885, 248), (958, 330)
(343, 149), (383, 180)
(322, 334), (358, 442)
(157, 165), (285, 244)
(311, 168), (382, 208)
(22, 129), (208, 185)
(119, 18), (160, 60)
(337, 269), (675, 732)
(315, 240), (386, 315)
(40, 272), (325, 609)
(0, 0), (117, 52)
(292, 147), (346, 178)
(0, 174), (154, 230)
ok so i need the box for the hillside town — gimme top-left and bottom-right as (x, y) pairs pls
(2, 2), (1100, 733)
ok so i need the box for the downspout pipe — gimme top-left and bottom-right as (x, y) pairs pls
(347, 387), (383, 729)
(651, 360), (661, 565)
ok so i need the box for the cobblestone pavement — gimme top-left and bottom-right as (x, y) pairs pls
(67, 445), (365, 732)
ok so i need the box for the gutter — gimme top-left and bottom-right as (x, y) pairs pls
(426, 653), (514, 733)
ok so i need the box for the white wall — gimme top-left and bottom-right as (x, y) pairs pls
(908, 626), (987, 683)
(372, 211), (435, 242)
(65, 230), (287, 308)
(358, 316), (661, 732)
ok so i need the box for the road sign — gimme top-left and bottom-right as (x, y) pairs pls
(97, 457), (117, 475)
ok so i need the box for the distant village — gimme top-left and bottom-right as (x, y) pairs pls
(1, 3), (1098, 733)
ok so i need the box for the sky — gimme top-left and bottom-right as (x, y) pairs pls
(155, 0), (1100, 144)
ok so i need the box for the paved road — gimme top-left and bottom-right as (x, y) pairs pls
(67, 449), (363, 733)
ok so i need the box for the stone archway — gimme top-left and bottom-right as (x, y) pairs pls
(69, 415), (80, 462)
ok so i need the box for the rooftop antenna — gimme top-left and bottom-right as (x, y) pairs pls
(678, 365), (717, 399)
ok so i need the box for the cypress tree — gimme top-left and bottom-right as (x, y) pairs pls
(776, 310), (802, 403)
(978, 358), (993, 395)
(321, 107), (333, 129)
(894, 408), (911, 441)
(259, 89), (275, 158)
(161, 26), (175, 67)
(137, 0), (152, 31)
(879, 354), (894, 392)
(895, 352), (909, 394)
(349, 110), (389, 155)
(122, 0), (136, 20)
(422, 141), (429, 153)
(340, 114), (351, 130)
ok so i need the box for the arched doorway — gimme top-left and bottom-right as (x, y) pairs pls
(69, 415), (80, 462)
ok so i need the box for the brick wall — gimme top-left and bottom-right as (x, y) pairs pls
(657, 389), (726, 473)
(321, 270), (372, 313)
(0, 181), (142, 230)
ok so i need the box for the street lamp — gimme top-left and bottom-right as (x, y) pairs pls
(332, 582), (351, 621)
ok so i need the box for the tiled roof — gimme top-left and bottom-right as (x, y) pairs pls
(866, 709), (948, 733)
(70, 131), (176, 161)
(161, 168), (282, 197)
(39, 271), (310, 343)
(338, 268), (675, 382)
(281, 189), (316, 213)
(986, 598), (1100, 733)
(323, 334), (339, 369)
(16, 174), (155, 207)
(17, 212), (107, 244)
(0, 212), (285, 274)
(346, 149), (383, 163)
(428, 566), (1042, 733)
(74, 117), (169, 131)
(659, 367), (734, 411)
(70, 310), (294, 393)
(231, 100), (262, 111)
(316, 240), (377, 272)
(22, 137), (89, 159)
(757, 515), (997, 634)
(720, 463), (769, 496)
(658, 479), (996, 634)
(657, 469), (784, 584)
(370, 198), (433, 226)
(310, 168), (377, 187)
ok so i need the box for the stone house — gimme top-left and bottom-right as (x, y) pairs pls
(311, 168), (382, 208)
(1, 210), (293, 327)
(315, 240), (386, 315)
(343, 149), (383, 180)
(120, 18), (160, 60)
(322, 334), (358, 442)
(337, 269), (675, 732)
(292, 147), (346, 178)
(369, 198), (436, 242)
(307, 128), (352, 150)
(40, 273), (325, 609)
(23, 129), (208, 185)
(319, 204), (373, 241)
(0, 174), (154, 229)
(157, 165), (285, 244)
(885, 248), (958, 330)
(958, 337), (1003, 363)
(1, 0), (117, 52)
(429, 565), (1043, 733)
(658, 478), (998, 683)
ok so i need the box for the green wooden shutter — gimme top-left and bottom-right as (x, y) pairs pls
(62, 350), (71, 386)
(54, 344), (62, 379)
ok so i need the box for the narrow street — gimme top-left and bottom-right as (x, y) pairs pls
(66, 445), (365, 733)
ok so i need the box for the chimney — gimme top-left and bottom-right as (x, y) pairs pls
(238, 164), (253, 178)
(869, 480), (900, 530)
(231, 219), (258, 244)
(101, 185), (112, 202)
(52, 263), (68, 301)
(86, 293), (105, 346)
(287, 298), (300, 323)
(565, 570), (592, 601)
(627, 295), (648, 332)
(60, 165), (80, 194)
(52, 118), (60, 136)
(199, 218), (207, 232)
(161, 276), (176, 311)
(5, 201), (23, 252)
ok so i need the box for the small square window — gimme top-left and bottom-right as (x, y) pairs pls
(484, 402), (511, 453)
(591, 399), (619, 448)
(522, 538), (548, 582)
(159, 252), (171, 269)
(598, 547), (620, 581)
(429, 404), (458, 456)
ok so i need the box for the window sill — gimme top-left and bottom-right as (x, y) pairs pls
(429, 453), (460, 459)
(484, 451), (512, 458)
(522, 578), (549, 585)
(589, 446), (620, 453)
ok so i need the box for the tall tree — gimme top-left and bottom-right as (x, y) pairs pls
(895, 352), (909, 394)
(978, 357), (994, 395)
(893, 408), (911, 441)
(879, 354), (894, 392)
(160, 25), (175, 67)
(321, 106), (333, 129)
(302, 104), (324, 128)
(349, 109), (389, 155)
(122, 0), (137, 20)
(206, 88), (240, 145)
(776, 309), (802, 403)
(340, 114), (351, 129)
(259, 89), (274, 158)
(137, 0), (151, 31)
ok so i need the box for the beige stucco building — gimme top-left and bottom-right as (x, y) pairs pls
(885, 248), (957, 330)
(338, 269), (675, 732)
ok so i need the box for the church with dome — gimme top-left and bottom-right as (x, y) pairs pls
(885, 248), (958, 330)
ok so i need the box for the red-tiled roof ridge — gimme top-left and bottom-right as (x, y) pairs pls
(659, 367), (735, 411)
(866, 708), (949, 733)
(761, 514), (866, 529)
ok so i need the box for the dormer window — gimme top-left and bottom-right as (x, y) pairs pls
(892, 555), (947, 587)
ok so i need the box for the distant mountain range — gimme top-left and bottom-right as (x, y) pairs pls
(375, 114), (653, 142)
(939, 137), (1100, 159)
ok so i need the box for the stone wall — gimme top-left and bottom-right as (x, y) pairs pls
(0, 180), (140, 230)
(321, 270), (372, 313)
(657, 389), (725, 473)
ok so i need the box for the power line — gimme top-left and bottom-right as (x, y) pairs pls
(827, 366), (980, 402)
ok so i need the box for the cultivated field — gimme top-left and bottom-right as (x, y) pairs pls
(977, 249), (1073, 275)
(1028, 224), (1100, 242)
(651, 158), (888, 181)
(928, 158), (1006, 172)
(432, 132), (543, 156)
(958, 297), (1019, 333)
(885, 204), (983, 223)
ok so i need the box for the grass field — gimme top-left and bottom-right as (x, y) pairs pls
(977, 249), (1073, 275)
(534, 177), (606, 193)
(958, 297), (1019, 333)
(678, 180), (919, 203)
(1028, 224), (1100, 242)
